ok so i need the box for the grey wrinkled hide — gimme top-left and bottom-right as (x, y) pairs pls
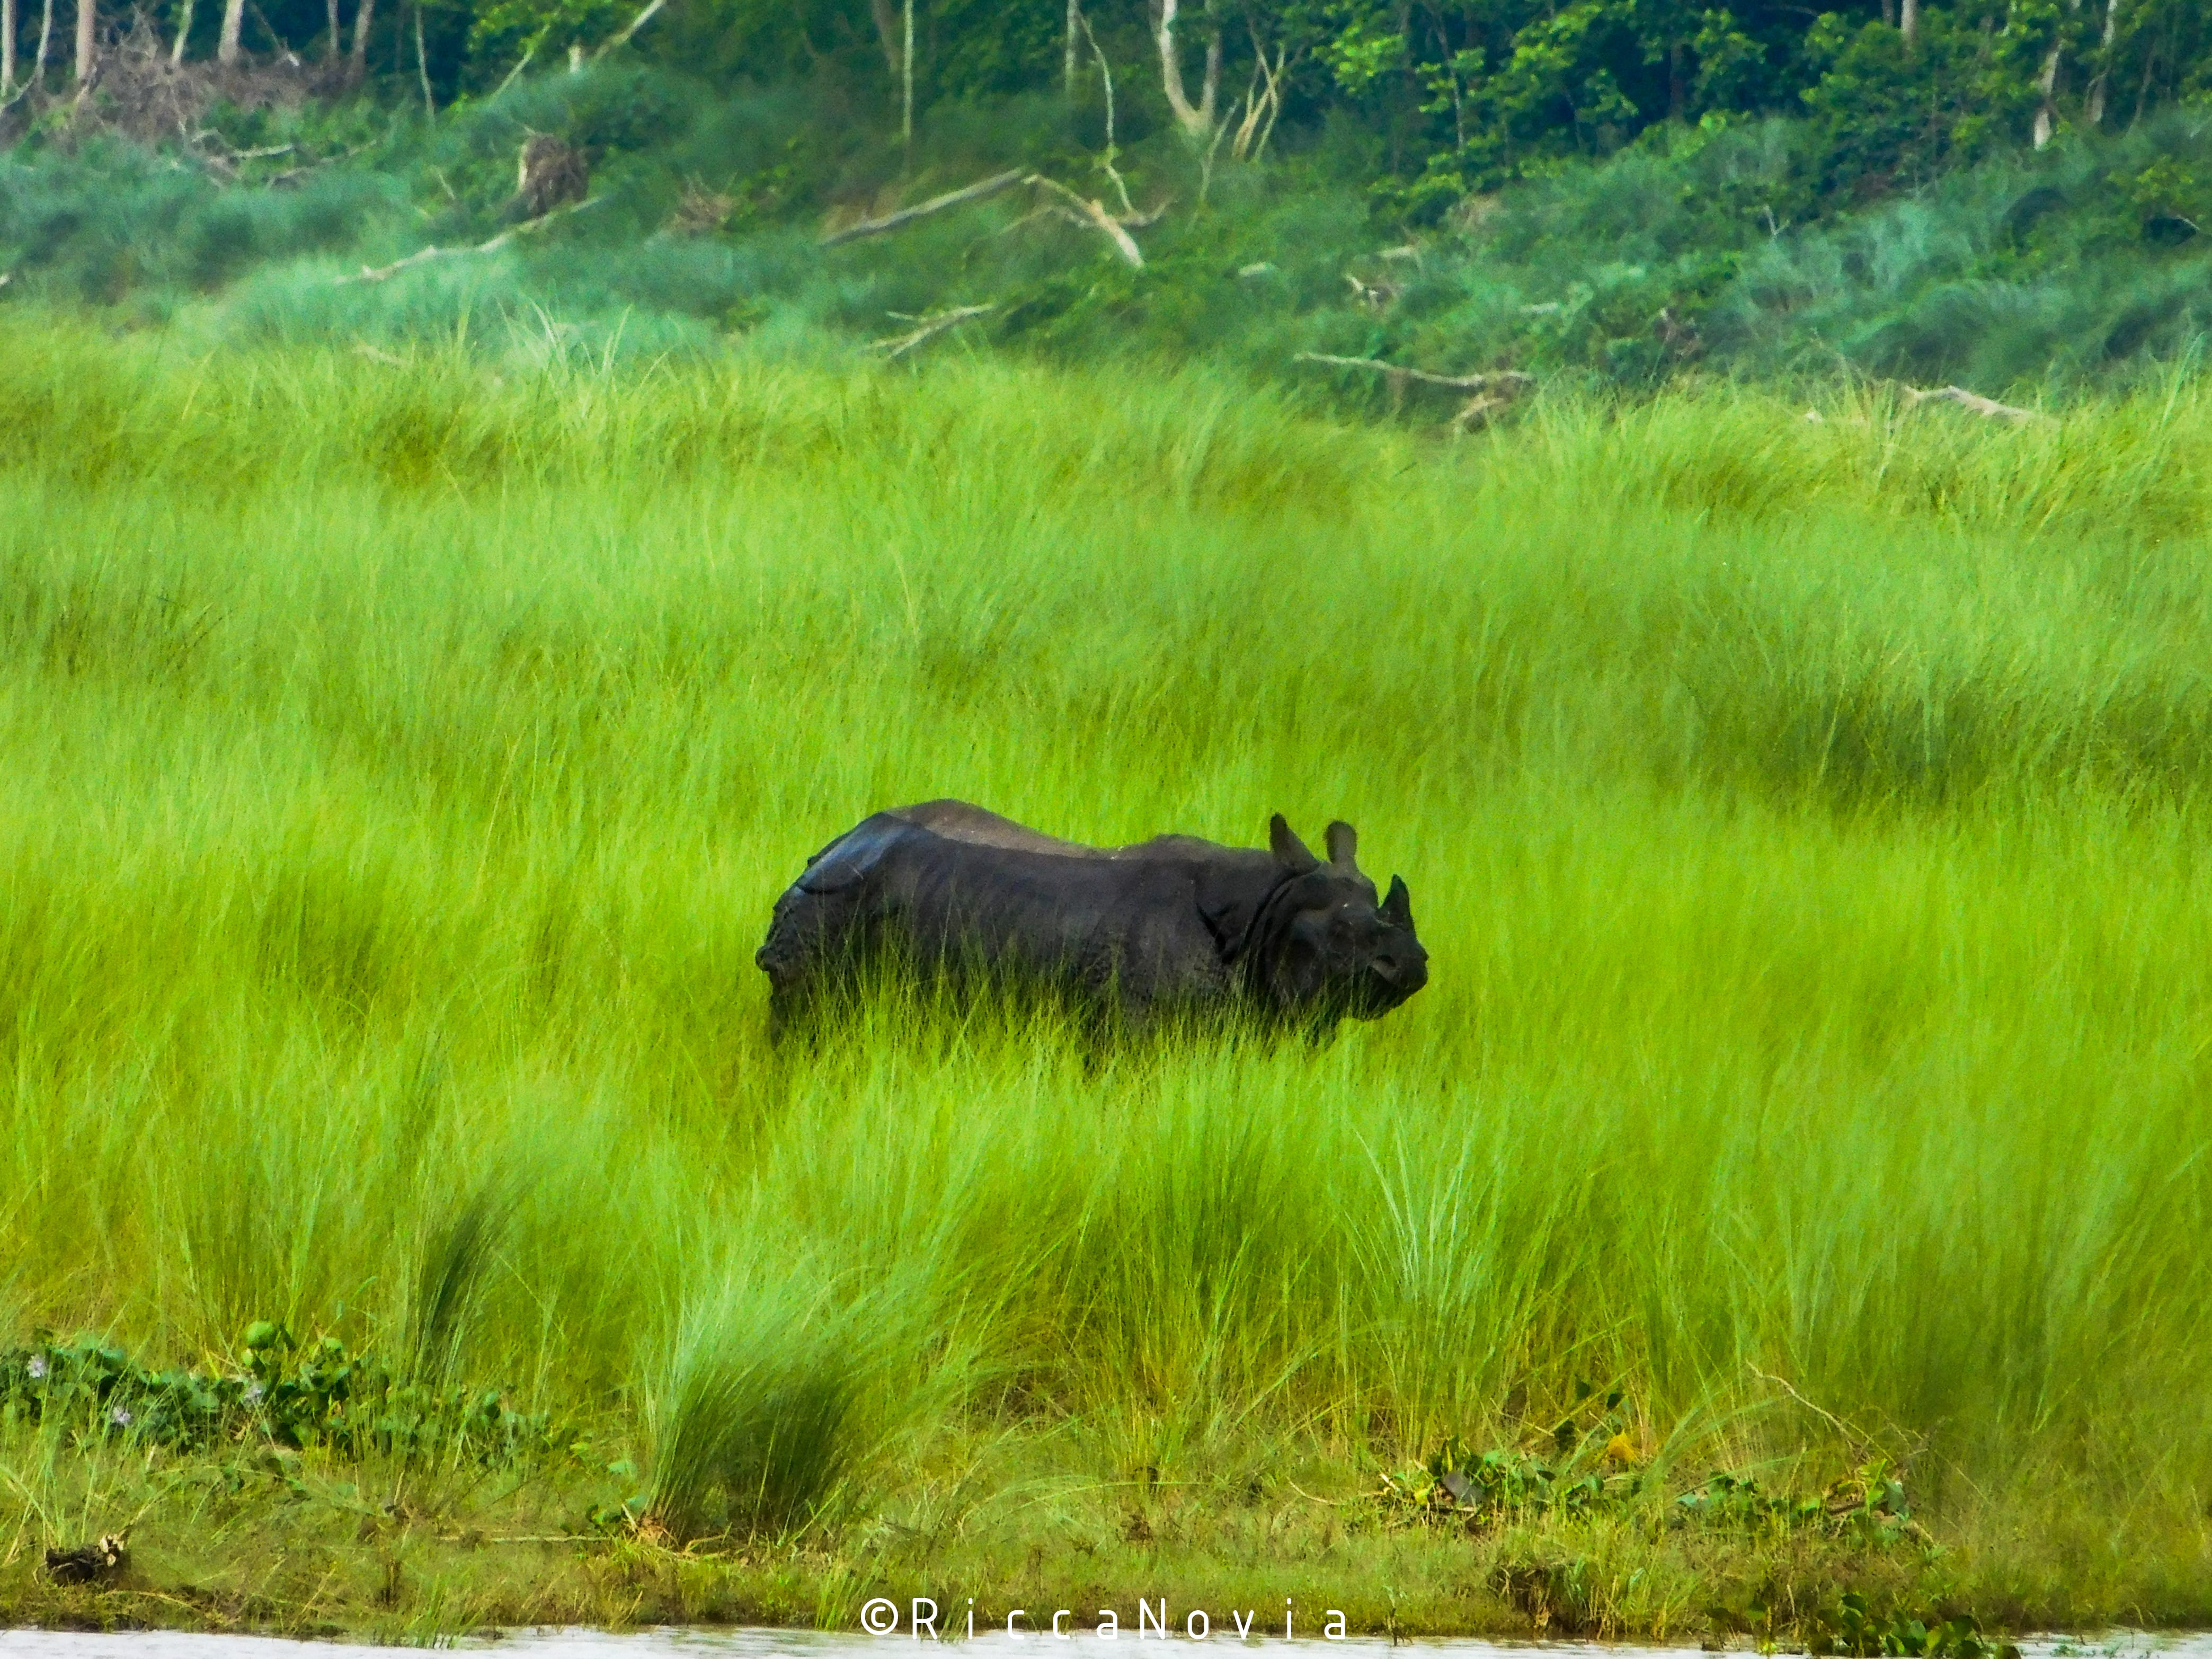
(756, 800), (1427, 1036)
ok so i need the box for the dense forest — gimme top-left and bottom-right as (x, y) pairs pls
(1, 0), (2209, 387)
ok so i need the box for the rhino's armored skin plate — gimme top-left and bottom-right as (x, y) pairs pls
(756, 800), (1427, 1036)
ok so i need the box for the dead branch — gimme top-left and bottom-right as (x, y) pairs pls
(262, 138), (369, 188)
(821, 165), (1160, 267)
(593, 0), (665, 59)
(1025, 174), (1143, 267)
(1298, 352), (1536, 424)
(1343, 270), (1398, 309)
(491, 37), (535, 96)
(870, 303), (994, 359)
(821, 170), (1027, 247)
(1454, 395), (1507, 431)
(1899, 383), (2051, 423)
(1074, 10), (1134, 218)
(1228, 24), (1289, 163)
(1295, 353), (1534, 395)
(339, 194), (604, 284)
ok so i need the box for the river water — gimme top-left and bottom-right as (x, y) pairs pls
(0, 1630), (2205, 1659)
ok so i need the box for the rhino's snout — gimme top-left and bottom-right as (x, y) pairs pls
(1369, 941), (1428, 1000)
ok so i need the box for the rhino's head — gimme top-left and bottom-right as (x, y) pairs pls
(1248, 815), (1428, 1021)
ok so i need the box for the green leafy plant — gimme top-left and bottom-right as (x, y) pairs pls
(0, 1325), (559, 1464)
(1813, 1594), (2023, 1658)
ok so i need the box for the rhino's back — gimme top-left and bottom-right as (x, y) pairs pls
(779, 802), (1270, 1003)
(885, 799), (1227, 864)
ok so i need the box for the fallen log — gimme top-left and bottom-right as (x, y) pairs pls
(823, 169), (1163, 268)
(820, 171), (1027, 247)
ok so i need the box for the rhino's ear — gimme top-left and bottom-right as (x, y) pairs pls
(1269, 814), (1321, 872)
(1325, 821), (1358, 868)
(1381, 875), (1415, 930)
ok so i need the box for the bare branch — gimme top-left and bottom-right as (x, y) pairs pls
(492, 37), (535, 96)
(820, 170), (1028, 246)
(339, 194), (606, 283)
(593, 0), (664, 58)
(1076, 10), (1134, 218)
(870, 303), (995, 359)
(1026, 174), (1143, 266)
(1899, 384), (2051, 423)
(1295, 353), (1533, 394)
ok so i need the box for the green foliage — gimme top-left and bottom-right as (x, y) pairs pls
(1379, 1439), (1640, 1525)
(5, 63), (2207, 391)
(1814, 1594), (2024, 1658)
(0, 1327), (558, 1463)
(1676, 1460), (1926, 1545)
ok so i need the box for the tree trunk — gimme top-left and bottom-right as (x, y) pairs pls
(2034, 41), (2060, 145)
(3, 0), (16, 97)
(170, 0), (191, 60)
(216, 0), (242, 65)
(900, 0), (912, 146)
(866, 0), (898, 77)
(72, 0), (91, 80)
(324, 0), (337, 57)
(33, 0), (51, 87)
(347, 0), (370, 76)
(412, 0), (431, 113)
(1154, 0), (1218, 141)
(1063, 0), (1077, 95)
(2086, 0), (2118, 123)
(1899, 0), (1917, 48)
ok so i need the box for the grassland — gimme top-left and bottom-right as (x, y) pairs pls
(0, 321), (2209, 1638)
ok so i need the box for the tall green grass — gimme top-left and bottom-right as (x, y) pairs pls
(2, 321), (2210, 1599)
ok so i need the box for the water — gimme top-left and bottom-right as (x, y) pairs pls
(0, 1630), (2204, 1659)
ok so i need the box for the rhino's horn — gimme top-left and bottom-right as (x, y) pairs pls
(1269, 814), (1321, 872)
(1381, 875), (1414, 929)
(1325, 821), (1358, 868)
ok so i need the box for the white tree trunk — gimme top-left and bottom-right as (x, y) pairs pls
(217, 0), (242, 65)
(2034, 43), (2060, 146)
(1154, 0), (1218, 141)
(33, 0), (51, 86)
(170, 0), (192, 61)
(3, 0), (16, 96)
(1899, 0), (1918, 49)
(73, 0), (92, 81)
(347, 0), (372, 76)
(2087, 0), (2118, 123)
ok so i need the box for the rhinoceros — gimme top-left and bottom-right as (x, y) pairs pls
(755, 799), (1427, 1035)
